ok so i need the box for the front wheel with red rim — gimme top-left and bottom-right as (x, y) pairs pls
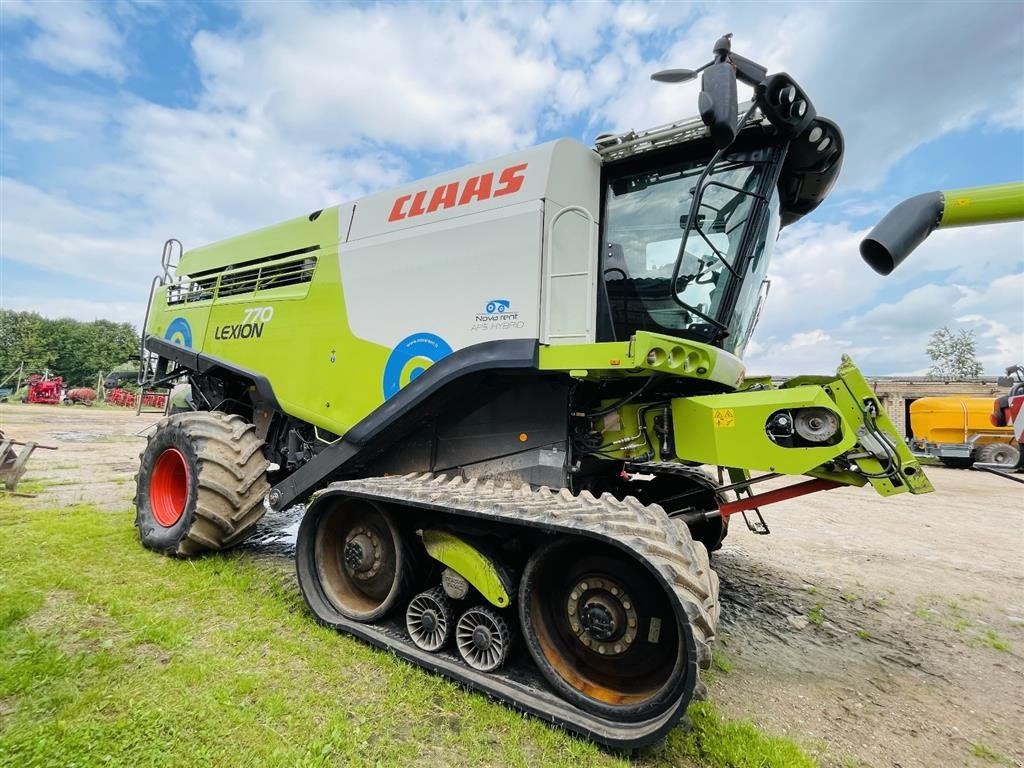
(150, 448), (189, 527)
(134, 411), (270, 556)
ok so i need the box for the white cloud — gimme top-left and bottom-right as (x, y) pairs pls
(0, 177), (156, 291)
(593, 2), (1024, 191)
(743, 219), (1024, 376)
(3, 0), (126, 79)
(0, 294), (142, 326)
(1, 0), (1022, 381)
(189, 3), (564, 158)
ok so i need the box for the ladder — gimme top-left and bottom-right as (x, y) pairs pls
(136, 239), (183, 416)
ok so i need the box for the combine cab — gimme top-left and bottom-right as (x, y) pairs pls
(132, 36), (939, 747)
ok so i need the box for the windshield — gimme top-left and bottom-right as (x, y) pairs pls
(725, 191), (780, 357)
(601, 149), (777, 354)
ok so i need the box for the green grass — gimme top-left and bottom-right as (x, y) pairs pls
(970, 742), (1014, 765)
(3, 478), (49, 495)
(660, 703), (817, 768)
(710, 650), (733, 674)
(912, 596), (1013, 649)
(808, 605), (825, 627)
(973, 629), (1011, 652)
(0, 499), (820, 768)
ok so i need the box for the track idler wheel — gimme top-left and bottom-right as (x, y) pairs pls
(519, 537), (689, 722)
(455, 606), (510, 672)
(406, 587), (453, 652)
(296, 497), (413, 623)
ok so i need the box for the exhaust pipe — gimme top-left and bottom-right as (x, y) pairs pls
(860, 182), (1024, 275)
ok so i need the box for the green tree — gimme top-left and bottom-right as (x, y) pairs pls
(0, 310), (139, 386)
(926, 326), (984, 378)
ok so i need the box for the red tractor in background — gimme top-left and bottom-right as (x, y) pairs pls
(991, 365), (1024, 457)
(22, 375), (64, 405)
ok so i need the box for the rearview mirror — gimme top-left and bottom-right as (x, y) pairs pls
(698, 62), (738, 150)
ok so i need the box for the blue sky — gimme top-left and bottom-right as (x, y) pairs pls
(1, 0), (1022, 375)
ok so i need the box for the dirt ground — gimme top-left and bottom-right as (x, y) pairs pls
(2, 401), (1022, 768)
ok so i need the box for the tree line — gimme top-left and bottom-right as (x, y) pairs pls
(0, 310), (140, 387)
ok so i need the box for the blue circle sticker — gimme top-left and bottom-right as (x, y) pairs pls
(382, 333), (452, 399)
(164, 317), (193, 347)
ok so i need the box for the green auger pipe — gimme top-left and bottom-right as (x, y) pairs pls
(860, 181), (1024, 275)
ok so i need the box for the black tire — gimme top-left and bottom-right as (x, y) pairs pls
(975, 442), (1020, 468)
(135, 411), (270, 556)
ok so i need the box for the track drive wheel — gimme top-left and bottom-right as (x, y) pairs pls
(296, 497), (414, 623)
(519, 537), (696, 722)
(134, 411), (270, 556)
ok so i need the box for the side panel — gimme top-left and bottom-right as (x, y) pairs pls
(147, 140), (603, 440)
(194, 246), (392, 434)
(339, 200), (544, 356)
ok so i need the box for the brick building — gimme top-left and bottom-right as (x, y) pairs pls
(864, 377), (1004, 439)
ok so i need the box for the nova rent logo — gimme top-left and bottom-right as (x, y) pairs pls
(471, 299), (524, 333)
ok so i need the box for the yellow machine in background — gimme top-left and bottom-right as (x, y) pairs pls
(910, 396), (1019, 468)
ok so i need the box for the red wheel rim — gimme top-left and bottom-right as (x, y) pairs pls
(150, 448), (189, 527)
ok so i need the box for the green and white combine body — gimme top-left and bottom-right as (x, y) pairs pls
(146, 116), (928, 502)
(136, 73), (936, 747)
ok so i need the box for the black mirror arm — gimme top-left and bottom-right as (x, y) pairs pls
(729, 53), (768, 87)
(669, 100), (760, 301)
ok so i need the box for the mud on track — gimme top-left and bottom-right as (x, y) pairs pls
(3, 401), (1021, 767)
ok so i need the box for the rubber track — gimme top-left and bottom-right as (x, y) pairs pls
(313, 472), (720, 742)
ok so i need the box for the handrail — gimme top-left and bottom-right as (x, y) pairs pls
(138, 275), (163, 386)
(161, 238), (183, 282)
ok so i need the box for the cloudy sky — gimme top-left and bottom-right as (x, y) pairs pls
(2, 0), (1022, 375)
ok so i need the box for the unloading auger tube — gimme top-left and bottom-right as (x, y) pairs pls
(295, 473), (719, 749)
(860, 181), (1024, 275)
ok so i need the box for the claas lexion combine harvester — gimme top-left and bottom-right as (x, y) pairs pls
(132, 36), (1020, 747)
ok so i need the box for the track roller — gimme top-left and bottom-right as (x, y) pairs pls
(406, 587), (453, 652)
(455, 606), (510, 672)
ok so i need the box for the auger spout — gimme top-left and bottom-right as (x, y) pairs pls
(860, 181), (1024, 275)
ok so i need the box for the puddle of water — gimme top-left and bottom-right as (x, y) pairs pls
(242, 504), (305, 557)
(49, 431), (106, 443)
